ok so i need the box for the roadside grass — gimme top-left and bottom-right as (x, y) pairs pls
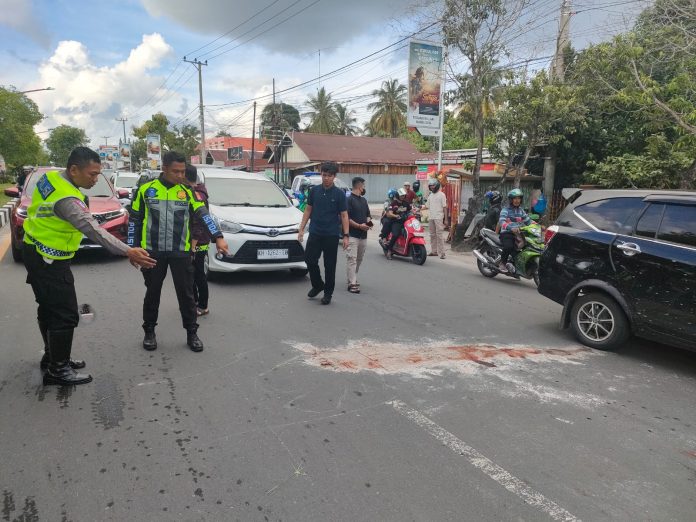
(0, 182), (15, 206)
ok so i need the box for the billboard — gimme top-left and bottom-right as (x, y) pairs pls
(119, 143), (131, 164)
(98, 145), (119, 169)
(146, 134), (161, 168)
(407, 40), (444, 137)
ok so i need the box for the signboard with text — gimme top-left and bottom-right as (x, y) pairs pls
(407, 40), (444, 137)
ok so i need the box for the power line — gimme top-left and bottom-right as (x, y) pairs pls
(183, 0), (283, 58)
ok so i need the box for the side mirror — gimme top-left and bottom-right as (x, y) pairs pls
(117, 188), (130, 199)
(4, 187), (20, 198)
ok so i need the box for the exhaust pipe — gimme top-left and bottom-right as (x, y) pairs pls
(472, 249), (490, 265)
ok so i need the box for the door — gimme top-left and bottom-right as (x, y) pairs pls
(612, 203), (696, 344)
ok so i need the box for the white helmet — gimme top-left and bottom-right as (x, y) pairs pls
(397, 187), (407, 197)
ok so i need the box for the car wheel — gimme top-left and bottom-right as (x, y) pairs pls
(11, 235), (22, 263)
(570, 292), (630, 351)
(290, 268), (308, 277)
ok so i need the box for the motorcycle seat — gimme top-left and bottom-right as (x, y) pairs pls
(481, 228), (501, 245)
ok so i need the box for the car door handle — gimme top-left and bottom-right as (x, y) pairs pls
(617, 242), (641, 256)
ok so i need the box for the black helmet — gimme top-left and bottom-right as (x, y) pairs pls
(485, 190), (502, 205)
(412, 180), (421, 192)
(427, 178), (440, 192)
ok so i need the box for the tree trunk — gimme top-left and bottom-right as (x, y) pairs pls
(513, 145), (533, 188)
(451, 110), (485, 251)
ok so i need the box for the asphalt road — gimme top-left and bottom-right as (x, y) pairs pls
(1, 230), (695, 522)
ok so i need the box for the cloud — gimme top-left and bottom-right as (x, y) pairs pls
(33, 33), (176, 141)
(141, 0), (404, 55)
(0, 0), (50, 48)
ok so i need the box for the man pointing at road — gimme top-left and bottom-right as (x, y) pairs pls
(23, 147), (155, 386)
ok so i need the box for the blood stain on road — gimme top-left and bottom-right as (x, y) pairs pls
(291, 340), (594, 377)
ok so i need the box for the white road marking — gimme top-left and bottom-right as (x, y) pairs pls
(389, 400), (580, 522)
(555, 417), (574, 425)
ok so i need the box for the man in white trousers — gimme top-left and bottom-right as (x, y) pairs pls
(424, 178), (448, 259)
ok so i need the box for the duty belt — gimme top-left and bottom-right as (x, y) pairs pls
(25, 233), (73, 258)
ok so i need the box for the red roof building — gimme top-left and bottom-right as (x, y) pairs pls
(191, 136), (269, 170)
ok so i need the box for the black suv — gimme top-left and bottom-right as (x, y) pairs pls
(538, 189), (696, 351)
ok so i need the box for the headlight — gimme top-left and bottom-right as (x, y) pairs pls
(16, 207), (28, 218)
(219, 220), (244, 233)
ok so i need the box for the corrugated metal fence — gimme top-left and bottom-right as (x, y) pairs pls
(335, 173), (420, 203)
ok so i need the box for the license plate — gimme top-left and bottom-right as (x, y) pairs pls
(257, 248), (288, 260)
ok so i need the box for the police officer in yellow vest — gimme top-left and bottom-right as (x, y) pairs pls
(128, 151), (229, 352)
(23, 147), (155, 386)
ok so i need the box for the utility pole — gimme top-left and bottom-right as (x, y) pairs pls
(184, 56), (208, 164)
(101, 136), (110, 146)
(116, 117), (128, 144)
(272, 78), (279, 184)
(251, 101), (257, 173)
(552, 0), (572, 82)
(544, 0), (572, 198)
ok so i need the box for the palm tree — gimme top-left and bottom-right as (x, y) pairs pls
(335, 104), (360, 136)
(303, 87), (338, 134)
(367, 79), (407, 138)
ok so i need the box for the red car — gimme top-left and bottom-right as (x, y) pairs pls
(3, 167), (130, 262)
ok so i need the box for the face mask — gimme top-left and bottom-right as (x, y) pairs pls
(360, 188), (366, 196)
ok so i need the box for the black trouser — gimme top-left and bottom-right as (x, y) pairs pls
(387, 221), (404, 251)
(23, 244), (79, 331)
(305, 234), (339, 296)
(500, 232), (517, 264)
(192, 250), (209, 310)
(142, 255), (197, 332)
(380, 217), (392, 238)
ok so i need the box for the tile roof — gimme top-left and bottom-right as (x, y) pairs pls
(289, 132), (421, 166)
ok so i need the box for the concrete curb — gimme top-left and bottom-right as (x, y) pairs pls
(0, 198), (18, 229)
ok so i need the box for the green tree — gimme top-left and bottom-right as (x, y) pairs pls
(562, 0), (696, 188)
(442, 110), (477, 150)
(441, 0), (528, 247)
(489, 71), (584, 187)
(0, 87), (44, 172)
(45, 125), (89, 167)
(260, 102), (301, 139)
(335, 104), (360, 136)
(170, 124), (201, 163)
(304, 87), (338, 134)
(367, 79), (407, 138)
(130, 139), (147, 170)
(131, 112), (176, 150)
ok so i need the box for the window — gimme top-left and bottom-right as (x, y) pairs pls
(205, 178), (290, 207)
(657, 204), (696, 248)
(575, 198), (646, 234)
(635, 204), (664, 239)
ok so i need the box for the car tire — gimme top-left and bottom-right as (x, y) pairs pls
(290, 268), (308, 277)
(570, 292), (630, 351)
(10, 236), (22, 263)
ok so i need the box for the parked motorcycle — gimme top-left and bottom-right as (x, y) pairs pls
(472, 224), (544, 286)
(379, 213), (428, 265)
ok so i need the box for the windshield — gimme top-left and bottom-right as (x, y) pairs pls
(206, 177), (290, 207)
(115, 175), (138, 188)
(81, 174), (114, 197)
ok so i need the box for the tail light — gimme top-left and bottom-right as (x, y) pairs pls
(544, 225), (559, 245)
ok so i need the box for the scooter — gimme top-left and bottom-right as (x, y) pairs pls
(472, 223), (544, 286)
(379, 213), (428, 265)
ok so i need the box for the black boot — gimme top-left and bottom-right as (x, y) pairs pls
(39, 321), (85, 370)
(187, 331), (204, 352)
(43, 329), (92, 386)
(143, 327), (157, 351)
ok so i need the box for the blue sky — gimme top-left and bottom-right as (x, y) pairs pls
(0, 0), (647, 144)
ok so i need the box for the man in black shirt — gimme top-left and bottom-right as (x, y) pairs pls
(345, 177), (372, 293)
(297, 162), (350, 305)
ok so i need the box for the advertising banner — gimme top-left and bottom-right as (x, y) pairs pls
(98, 145), (119, 169)
(119, 143), (131, 166)
(146, 134), (161, 167)
(407, 40), (444, 137)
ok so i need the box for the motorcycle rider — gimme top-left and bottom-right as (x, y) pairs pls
(497, 188), (532, 273)
(412, 180), (424, 207)
(297, 178), (312, 212)
(483, 190), (503, 230)
(384, 188), (412, 260)
(379, 188), (399, 239)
